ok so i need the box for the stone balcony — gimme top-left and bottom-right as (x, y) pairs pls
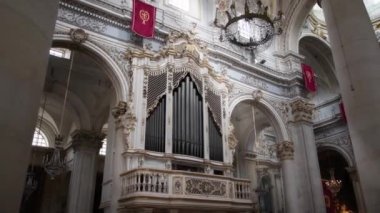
(118, 168), (254, 212)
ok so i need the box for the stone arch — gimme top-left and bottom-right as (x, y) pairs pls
(52, 34), (128, 103)
(229, 94), (290, 142)
(317, 144), (354, 167)
(282, 0), (316, 53)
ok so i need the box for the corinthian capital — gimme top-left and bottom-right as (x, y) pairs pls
(290, 99), (314, 123)
(276, 141), (294, 161)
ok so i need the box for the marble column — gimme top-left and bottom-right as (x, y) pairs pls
(276, 141), (298, 213)
(321, 0), (380, 211)
(288, 99), (326, 213)
(0, 0), (59, 212)
(109, 102), (129, 213)
(67, 130), (105, 213)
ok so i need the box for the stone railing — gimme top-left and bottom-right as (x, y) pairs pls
(119, 168), (253, 210)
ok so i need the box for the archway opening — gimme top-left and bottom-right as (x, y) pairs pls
(230, 99), (283, 212)
(21, 43), (120, 213)
(318, 149), (358, 212)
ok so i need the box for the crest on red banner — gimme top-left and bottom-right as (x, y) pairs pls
(132, 0), (156, 38)
(301, 63), (317, 92)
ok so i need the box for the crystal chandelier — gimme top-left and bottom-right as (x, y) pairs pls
(325, 168), (342, 197)
(42, 50), (75, 179)
(43, 135), (66, 179)
(214, 0), (283, 50)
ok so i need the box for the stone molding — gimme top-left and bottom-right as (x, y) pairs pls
(290, 99), (314, 123)
(276, 141), (294, 161)
(70, 129), (105, 151)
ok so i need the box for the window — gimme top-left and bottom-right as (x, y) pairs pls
(32, 129), (49, 147)
(49, 48), (71, 59)
(99, 138), (107, 155)
(166, 0), (200, 19)
(167, 0), (190, 11)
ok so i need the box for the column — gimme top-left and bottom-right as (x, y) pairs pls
(321, 0), (380, 211)
(67, 130), (105, 213)
(0, 0), (59, 212)
(288, 99), (326, 213)
(110, 102), (129, 213)
(276, 141), (298, 213)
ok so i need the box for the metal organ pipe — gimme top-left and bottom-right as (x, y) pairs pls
(145, 96), (166, 152)
(172, 75), (204, 158)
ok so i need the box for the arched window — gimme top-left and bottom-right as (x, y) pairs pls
(32, 129), (49, 147)
(99, 138), (107, 155)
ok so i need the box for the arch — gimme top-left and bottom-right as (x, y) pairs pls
(52, 34), (128, 103)
(283, 0), (316, 52)
(299, 33), (330, 49)
(317, 144), (354, 167)
(229, 95), (290, 142)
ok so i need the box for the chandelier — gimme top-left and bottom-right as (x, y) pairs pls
(42, 135), (66, 179)
(42, 49), (76, 179)
(214, 0), (283, 50)
(325, 168), (342, 197)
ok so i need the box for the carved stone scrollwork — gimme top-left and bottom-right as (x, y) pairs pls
(290, 99), (314, 123)
(185, 178), (227, 197)
(276, 141), (294, 161)
(228, 123), (238, 151)
(70, 28), (88, 44)
(112, 101), (127, 119)
(252, 90), (263, 102)
(173, 176), (183, 194)
(114, 100), (137, 150)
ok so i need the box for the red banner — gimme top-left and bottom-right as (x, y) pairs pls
(132, 0), (156, 38)
(301, 63), (317, 92)
(340, 102), (347, 123)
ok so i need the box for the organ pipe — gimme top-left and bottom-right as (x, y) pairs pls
(209, 109), (223, 162)
(172, 75), (204, 158)
(145, 96), (166, 152)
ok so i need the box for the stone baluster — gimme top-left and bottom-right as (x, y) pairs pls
(67, 130), (105, 213)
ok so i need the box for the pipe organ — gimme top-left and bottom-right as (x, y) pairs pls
(118, 31), (253, 212)
(145, 61), (226, 161)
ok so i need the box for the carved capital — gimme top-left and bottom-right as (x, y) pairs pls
(276, 141), (294, 161)
(70, 130), (105, 151)
(290, 99), (314, 122)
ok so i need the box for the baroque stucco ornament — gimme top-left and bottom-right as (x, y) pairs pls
(276, 141), (294, 160)
(114, 100), (137, 150)
(290, 99), (314, 122)
(70, 28), (88, 44)
(228, 123), (239, 151)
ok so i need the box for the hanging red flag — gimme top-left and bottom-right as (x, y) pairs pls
(301, 63), (317, 92)
(339, 102), (347, 123)
(132, 0), (156, 38)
